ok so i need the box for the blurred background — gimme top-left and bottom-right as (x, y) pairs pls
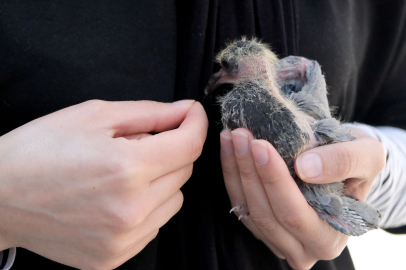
(347, 229), (406, 269)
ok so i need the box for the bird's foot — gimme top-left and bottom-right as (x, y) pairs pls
(238, 212), (250, 220)
(229, 203), (248, 213)
(230, 203), (250, 220)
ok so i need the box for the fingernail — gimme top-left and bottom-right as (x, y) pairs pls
(296, 153), (323, 179)
(231, 131), (249, 157)
(220, 130), (234, 155)
(173, 99), (195, 106)
(251, 140), (269, 165)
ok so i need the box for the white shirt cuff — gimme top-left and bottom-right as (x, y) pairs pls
(0, 248), (16, 270)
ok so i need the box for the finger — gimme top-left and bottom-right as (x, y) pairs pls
(295, 128), (386, 185)
(147, 164), (193, 212)
(231, 129), (304, 255)
(237, 132), (322, 268)
(231, 129), (274, 216)
(219, 133), (285, 258)
(123, 133), (152, 140)
(239, 217), (286, 259)
(108, 230), (159, 270)
(220, 130), (247, 209)
(82, 99), (196, 137)
(251, 139), (348, 257)
(130, 102), (208, 181)
(130, 191), (183, 242)
(112, 190), (184, 258)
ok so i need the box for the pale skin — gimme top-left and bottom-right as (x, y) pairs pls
(220, 127), (385, 270)
(0, 98), (385, 270)
(0, 99), (208, 270)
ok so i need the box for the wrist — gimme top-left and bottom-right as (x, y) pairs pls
(0, 137), (18, 251)
(0, 196), (16, 250)
(0, 213), (14, 251)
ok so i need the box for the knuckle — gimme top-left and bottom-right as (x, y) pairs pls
(238, 166), (257, 181)
(249, 230), (264, 241)
(83, 99), (108, 114)
(173, 191), (185, 213)
(318, 247), (342, 261)
(278, 213), (307, 232)
(261, 175), (277, 187)
(101, 163), (138, 191)
(188, 136), (204, 161)
(315, 238), (346, 260)
(221, 161), (238, 177)
(287, 258), (316, 270)
(82, 262), (104, 270)
(141, 100), (161, 111)
(107, 156), (131, 177)
(119, 154), (145, 179)
(139, 101), (163, 120)
(107, 260), (127, 270)
(126, 204), (149, 226)
(102, 249), (138, 270)
(275, 253), (286, 260)
(374, 140), (386, 174)
(250, 214), (278, 232)
(185, 164), (194, 179)
(286, 256), (317, 270)
(106, 152), (146, 188)
(334, 145), (357, 178)
(107, 204), (148, 233)
(98, 239), (125, 258)
(92, 259), (122, 270)
(98, 230), (161, 270)
(151, 229), (160, 239)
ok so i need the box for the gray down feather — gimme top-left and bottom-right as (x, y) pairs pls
(205, 38), (381, 236)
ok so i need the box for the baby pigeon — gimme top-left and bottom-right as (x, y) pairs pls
(205, 37), (380, 236)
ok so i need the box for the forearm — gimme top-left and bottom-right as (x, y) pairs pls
(345, 123), (406, 229)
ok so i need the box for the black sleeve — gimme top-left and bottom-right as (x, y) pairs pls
(359, 1), (406, 233)
(354, 1), (406, 130)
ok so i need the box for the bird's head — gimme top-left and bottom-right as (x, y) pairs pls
(204, 37), (279, 95)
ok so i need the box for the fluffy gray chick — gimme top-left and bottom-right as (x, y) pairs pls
(205, 37), (380, 236)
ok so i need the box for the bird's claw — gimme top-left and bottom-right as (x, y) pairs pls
(238, 212), (250, 220)
(229, 203), (248, 213)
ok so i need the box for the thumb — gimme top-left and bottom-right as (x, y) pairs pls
(294, 128), (385, 184)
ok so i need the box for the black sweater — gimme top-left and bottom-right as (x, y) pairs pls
(1, 1), (406, 269)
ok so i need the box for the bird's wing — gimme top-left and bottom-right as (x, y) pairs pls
(276, 56), (331, 119)
(275, 56), (355, 144)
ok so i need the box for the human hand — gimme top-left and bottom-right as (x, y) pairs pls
(220, 127), (385, 270)
(0, 100), (208, 270)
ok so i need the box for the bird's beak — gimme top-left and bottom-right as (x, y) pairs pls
(204, 69), (224, 96)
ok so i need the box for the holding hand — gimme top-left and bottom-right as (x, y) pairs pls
(0, 100), (208, 270)
(220, 127), (385, 270)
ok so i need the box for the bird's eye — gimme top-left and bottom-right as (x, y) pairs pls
(221, 57), (239, 73)
(221, 59), (230, 69)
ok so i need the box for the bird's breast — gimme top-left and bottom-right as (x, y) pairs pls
(219, 80), (310, 174)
